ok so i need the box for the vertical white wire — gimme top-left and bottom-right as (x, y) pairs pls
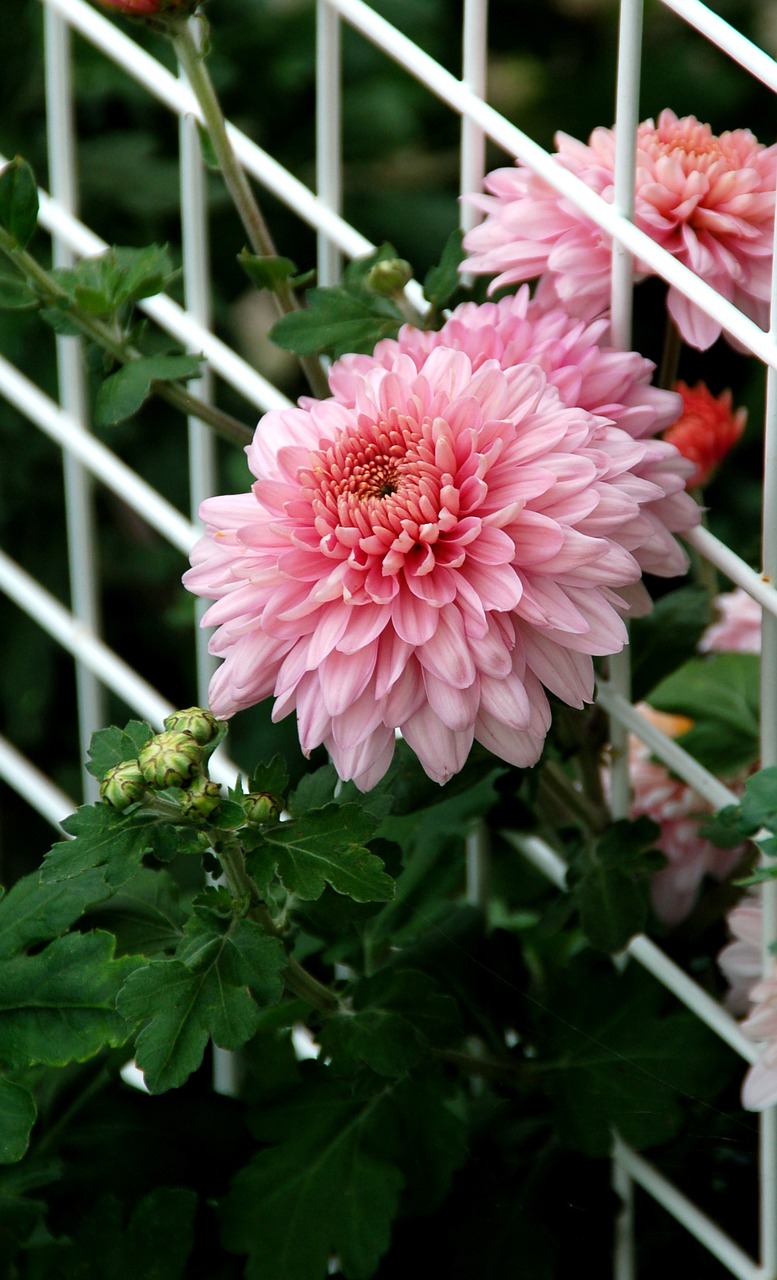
(316, 0), (342, 287)
(459, 0), (488, 236)
(756, 170), (777, 1278)
(178, 15), (218, 708)
(44, 2), (105, 803)
(609, 4), (643, 1275)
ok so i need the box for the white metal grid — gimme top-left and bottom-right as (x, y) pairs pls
(1, 0), (776, 1272)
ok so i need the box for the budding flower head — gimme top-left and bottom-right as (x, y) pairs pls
(243, 792), (282, 825)
(365, 258), (413, 298)
(663, 381), (747, 488)
(138, 730), (203, 790)
(179, 775), (223, 821)
(100, 759), (146, 810)
(163, 706), (221, 746)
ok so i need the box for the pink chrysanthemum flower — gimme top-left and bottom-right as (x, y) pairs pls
(328, 290), (699, 597)
(718, 899), (777, 1111)
(700, 587), (762, 654)
(185, 349), (694, 790)
(624, 707), (746, 925)
(462, 109), (777, 351)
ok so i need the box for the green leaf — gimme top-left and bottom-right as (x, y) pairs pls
(319, 969), (459, 1076)
(630, 586), (713, 702)
(0, 1079), (36, 1164)
(52, 244), (177, 315)
(53, 1187), (197, 1280)
(40, 804), (164, 890)
(247, 804), (394, 902)
(540, 962), (735, 1156)
(0, 157), (39, 248)
(87, 868), (187, 957)
(567, 818), (662, 952)
(220, 1077), (404, 1280)
(739, 765), (777, 834)
(86, 720), (154, 780)
(0, 867), (111, 960)
(94, 353), (204, 426)
(249, 755), (290, 798)
(270, 288), (403, 360)
(117, 917), (286, 1092)
(423, 227), (465, 310)
(0, 272), (38, 309)
(239, 249), (298, 290)
(649, 652), (761, 774)
(0, 931), (137, 1070)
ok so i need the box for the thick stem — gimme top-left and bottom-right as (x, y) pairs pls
(540, 760), (609, 835)
(171, 20), (331, 400)
(658, 314), (682, 390)
(0, 233), (253, 445)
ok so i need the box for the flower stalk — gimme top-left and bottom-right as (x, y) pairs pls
(170, 19), (331, 400)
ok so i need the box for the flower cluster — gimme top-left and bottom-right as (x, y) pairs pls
(462, 110), (777, 351)
(663, 381), (747, 487)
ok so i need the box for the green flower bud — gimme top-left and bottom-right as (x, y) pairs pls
(243, 792), (282, 825)
(179, 775), (223, 821)
(163, 706), (221, 746)
(100, 759), (146, 810)
(138, 730), (203, 789)
(365, 258), (413, 298)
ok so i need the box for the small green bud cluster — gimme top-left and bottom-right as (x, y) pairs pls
(243, 792), (282, 825)
(99, 707), (227, 823)
(365, 258), (413, 298)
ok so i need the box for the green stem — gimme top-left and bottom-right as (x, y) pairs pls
(658, 314), (682, 390)
(540, 760), (609, 835)
(215, 834), (341, 1015)
(0, 233), (254, 446)
(171, 19), (331, 400)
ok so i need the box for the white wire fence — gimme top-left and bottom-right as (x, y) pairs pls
(1, 0), (777, 1273)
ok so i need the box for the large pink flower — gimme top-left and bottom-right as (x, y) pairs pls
(700, 587), (762, 654)
(185, 349), (694, 789)
(718, 899), (777, 1111)
(328, 290), (699, 590)
(462, 110), (777, 350)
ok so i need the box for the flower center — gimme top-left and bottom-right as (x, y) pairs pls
(643, 119), (735, 172)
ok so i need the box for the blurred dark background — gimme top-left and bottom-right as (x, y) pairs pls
(1, 0), (775, 878)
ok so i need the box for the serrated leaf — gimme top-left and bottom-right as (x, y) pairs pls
(87, 868), (187, 956)
(117, 917), (285, 1092)
(52, 244), (176, 314)
(54, 1187), (197, 1280)
(567, 820), (661, 951)
(86, 720), (154, 780)
(0, 1079), (36, 1164)
(540, 963), (735, 1156)
(248, 804), (393, 902)
(739, 766), (777, 833)
(0, 157), (39, 248)
(220, 1078), (404, 1280)
(423, 227), (465, 310)
(239, 249), (298, 290)
(0, 931), (137, 1070)
(269, 288), (403, 360)
(0, 867), (111, 960)
(0, 272), (38, 309)
(249, 755), (289, 798)
(630, 586), (713, 702)
(289, 765), (339, 815)
(40, 804), (163, 890)
(94, 353), (204, 426)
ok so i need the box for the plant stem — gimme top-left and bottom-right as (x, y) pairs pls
(171, 19), (331, 400)
(540, 760), (609, 834)
(215, 833), (341, 1015)
(0, 233), (253, 445)
(658, 315), (682, 389)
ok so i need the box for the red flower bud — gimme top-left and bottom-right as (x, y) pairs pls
(93, 0), (195, 15)
(663, 381), (747, 488)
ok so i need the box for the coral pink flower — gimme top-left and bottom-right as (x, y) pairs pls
(185, 349), (694, 790)
(625, 706), (746, 925)
(94, 0), (191, 13)
(462, 110), (777, 351)
(700, 587), (762, 654)
(663, 381), (747, 487)
(327, 290), (699, 595)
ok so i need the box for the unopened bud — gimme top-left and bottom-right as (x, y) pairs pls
(138, 730), (203, 789)
(365, 258), (413, 298)
(163, 706), (221, 746)
(179, 775), (223, 821)
(100, 759), (146, 810)
(243, 792), (282, 825)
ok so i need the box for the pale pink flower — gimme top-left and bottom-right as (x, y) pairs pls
(462, 110), (777, 351)
(718, 898), (777, 1111)
(185, 349), (694, 790)
(328, 290), (699, 594)
(700, 587), (762, 654)
(626, 707), (745, 925)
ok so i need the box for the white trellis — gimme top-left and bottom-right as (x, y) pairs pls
(2, 0), (777, 1273)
